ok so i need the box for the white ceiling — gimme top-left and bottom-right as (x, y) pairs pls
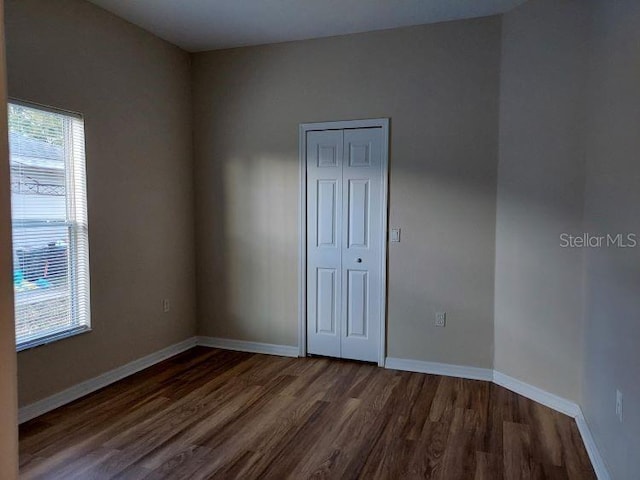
(88, 0), (527, 52)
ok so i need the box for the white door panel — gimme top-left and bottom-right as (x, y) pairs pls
(307, 127), (384, 363)
(317, 180), (337, 247)
(347, 179), (369, 248)
(316, 268), (338, 334)
(307, 130), (343, 358)
(341, 128), (382, 362)
(346, 269), (368, 337)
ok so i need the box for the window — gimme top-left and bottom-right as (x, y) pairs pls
(9, 101), (91, 350)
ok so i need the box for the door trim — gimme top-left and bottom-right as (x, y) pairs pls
(298, 118), (389, 366)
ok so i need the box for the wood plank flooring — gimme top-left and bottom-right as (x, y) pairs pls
(19, 347), (596, 479)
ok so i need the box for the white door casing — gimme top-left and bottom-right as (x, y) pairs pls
(302, 119), (388, 365)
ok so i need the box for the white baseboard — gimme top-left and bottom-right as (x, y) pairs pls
(385, 359), (610, 480)
(385, 357), (493, 381)
(197, 336), (299, 358)
(492, 370), (581, 418)
(18, 336), (297, 424)
(16, 337), (610, 480)
(491, 371), (610, 479)
(18, 337), (197, 424)
(575, 412), (611, 480)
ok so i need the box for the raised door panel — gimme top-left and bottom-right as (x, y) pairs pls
(316, 268), (337, 334)
(346, 269), (368, 338)
(347, 179), (369, 249)
(316, 180), (337, 248)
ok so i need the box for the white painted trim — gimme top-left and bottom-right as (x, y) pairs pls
(377, 119), (390, 367)
(15, 334), (611, 480)
(197, 336), (299, 358)
(491, 372), (610, 479)
(18, 337), (197, 424)
(385, 357), (494, 381)
(575, 411), (612, 480)
(386, 360), (610, 479)
(298, 118), (390, 366)
(298, 124), (307, 358)
(492, 370), (581, 418)
(18, 336), (297, 424)
(301, 118), (389, 131)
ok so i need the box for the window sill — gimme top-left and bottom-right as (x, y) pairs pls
(16, 326), (92, 353)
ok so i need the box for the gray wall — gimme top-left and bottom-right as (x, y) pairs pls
(497, 0), (640, 476)
(192, 18), (502, 368)
(495, 0), (589, 402)
(5, 1), (639, 476)
(0, 0), (19, 475)
(6, 0), (196, 406)
(582, 0), (640, 478)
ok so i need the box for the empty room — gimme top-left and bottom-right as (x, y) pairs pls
(0, 0), (637, 478)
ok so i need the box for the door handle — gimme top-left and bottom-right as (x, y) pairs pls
(356, 258), (362, 263)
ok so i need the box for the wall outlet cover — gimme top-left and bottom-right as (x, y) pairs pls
(435, 312), (446, 327)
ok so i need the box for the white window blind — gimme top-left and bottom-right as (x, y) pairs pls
(9, 101), (91, 350)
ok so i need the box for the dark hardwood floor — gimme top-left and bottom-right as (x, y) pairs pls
(19, 347), (596, 479)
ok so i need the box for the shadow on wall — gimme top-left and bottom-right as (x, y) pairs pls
(192, 17), (501, 366)
(196, 130), (500, 358)
(196, 148), (300, 345)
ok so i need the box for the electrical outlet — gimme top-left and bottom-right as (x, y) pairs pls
(435, 312), (446, 327)
(616, 390), (623, 423)
(162, 299), (170, 313)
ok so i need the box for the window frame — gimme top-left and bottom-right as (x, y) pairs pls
(9, 99), (92, 352)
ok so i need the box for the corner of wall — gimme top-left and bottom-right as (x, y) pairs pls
(0, 0), (19, 474)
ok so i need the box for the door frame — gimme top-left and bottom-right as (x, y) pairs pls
(298, 118), (390, 366)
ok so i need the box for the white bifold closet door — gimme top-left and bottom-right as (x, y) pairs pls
(306, 127), (383, 363)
